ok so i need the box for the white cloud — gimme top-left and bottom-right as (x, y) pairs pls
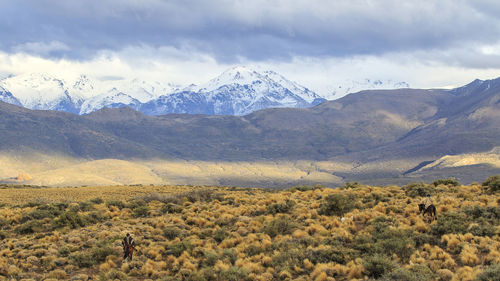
(2, 46), (500, 99)
(12, 41), (70, 57)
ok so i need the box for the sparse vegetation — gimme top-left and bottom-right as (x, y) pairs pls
(0, 179), (497, 280)
(433, 178), (460, 187)
(482, 175), (500, 192)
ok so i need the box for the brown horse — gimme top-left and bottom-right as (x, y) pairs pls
(123, 244), (135, 261)
(418, 203), (437, 221)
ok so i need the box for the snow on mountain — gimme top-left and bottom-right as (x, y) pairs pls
(0, 85), (22, 106)
(262, 70), (324, 105)
(140, 66), (326, 116)
(0, 66), (325, 116)
(78, 79), (178, 114)
(0, 73), (83, 113)
(325, 79), (410, 100)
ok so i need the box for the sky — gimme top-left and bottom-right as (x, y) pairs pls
(1, 0), (500, 97)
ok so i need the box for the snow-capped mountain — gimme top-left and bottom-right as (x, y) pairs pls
(325, 79), (410, 100)
(0, 85), (22, 106)
(0, 73), (84, 113)
(140, 66), (326, 116)
(78, 79), (179, 114)
(0, 74), (179, 114)
(0, 66), (326, 116)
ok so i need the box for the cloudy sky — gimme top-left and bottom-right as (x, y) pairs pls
(1, 0), (500, 97)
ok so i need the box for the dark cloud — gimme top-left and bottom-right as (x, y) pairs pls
(1, 0), (500, 63)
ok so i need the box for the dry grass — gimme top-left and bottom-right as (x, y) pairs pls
(0, 181), (497, 280)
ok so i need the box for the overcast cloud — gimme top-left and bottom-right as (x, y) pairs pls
(1, 0), (500, 96)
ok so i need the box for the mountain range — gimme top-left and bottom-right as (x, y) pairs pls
(0, 67), (327, 116)
(0, 66), (410, 116)
(0, 76), (498, 186)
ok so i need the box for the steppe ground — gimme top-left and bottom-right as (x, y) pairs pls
(0, 178), (498, 280)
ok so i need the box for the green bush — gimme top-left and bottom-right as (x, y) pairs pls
(221, 249), (238, 265)
(58, 246), (71, 257)
(482, 175), (500, 192)
(53, 211), (88, 229)
(201, 250), (220, 267)
(132, 205), (150, 218)
(214, 228), (228, 243)
(161, 203), (183, 214)
(266, 199), (296, 214)
(363, 254), (396, 279)
(15, 220), (45, 234)
(106, 200), (126, 209)
(432, 178), (459, 187)
(403, 182), (435, 198)
(380, 264), (436, 281)
(476, 263), (500, 281)
(89, 197), (104, 204)
(431, 212), (469, 236)
(71, 246), (116, 268)
(318, 193), (357, 216)
(342, 182), (361, 189)
(374, 229), (416, 262)
(166, 240), (194, 257)
(86, 211), (110, 224)
(218, 266), (249, 281)
(163, 226), (182, 240)
(262, 216), (298, 238)
(99, 269), (128, 281)
(305, 245), (357, 264)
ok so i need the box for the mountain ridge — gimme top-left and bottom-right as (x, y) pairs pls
(0, 67), (327, 116)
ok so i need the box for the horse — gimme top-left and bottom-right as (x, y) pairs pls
(123, 244), (135, 261)
(418, 203), (437, 221)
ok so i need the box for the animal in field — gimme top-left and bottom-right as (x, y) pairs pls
(122, 233), (136, 261)
(418, 203), (437, 221)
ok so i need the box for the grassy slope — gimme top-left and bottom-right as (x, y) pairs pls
(0, 181), (498, 280)
(2, 151), (500, 187)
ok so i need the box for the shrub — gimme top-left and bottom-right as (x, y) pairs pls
(218, 266), (249, 281)
(482, 175), (500, 192)
(132, 205), (150, 218)
(403, 182), (434, 198)
(71, 246), (116, 268)
(89, 197), (104, 204)
(380, 264), (436, 281)
(53, 211), (88, 229)
(201, 250), (219, 267)
(166, 240), (193, 257)
(58, 247), (71, 258)
(47, 269), (67, 279)
(99, 269), (128, 281)
(319, 193), (357, 216)
(15, 220), (45, 234)
(305, 245), (357, 264)
(163, 226), (182, 240)
(363, 254), (396, 279)
(161, 203), (183, 214)
(106, 200), (126, 209)
(184, 189), (223, 203)
(86, 211), (111, 224)
(214, 228), (228, 243)
(374, 229), (416, 262)
(431, 212), (469, 236)
(343, 182), (361, 189)
(476, 263), (500, 281)
(221, 249), (238, 265)
(266, 199), (296, 214)
(432, 178), (460, 187)
(262, 216), (298, 238)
